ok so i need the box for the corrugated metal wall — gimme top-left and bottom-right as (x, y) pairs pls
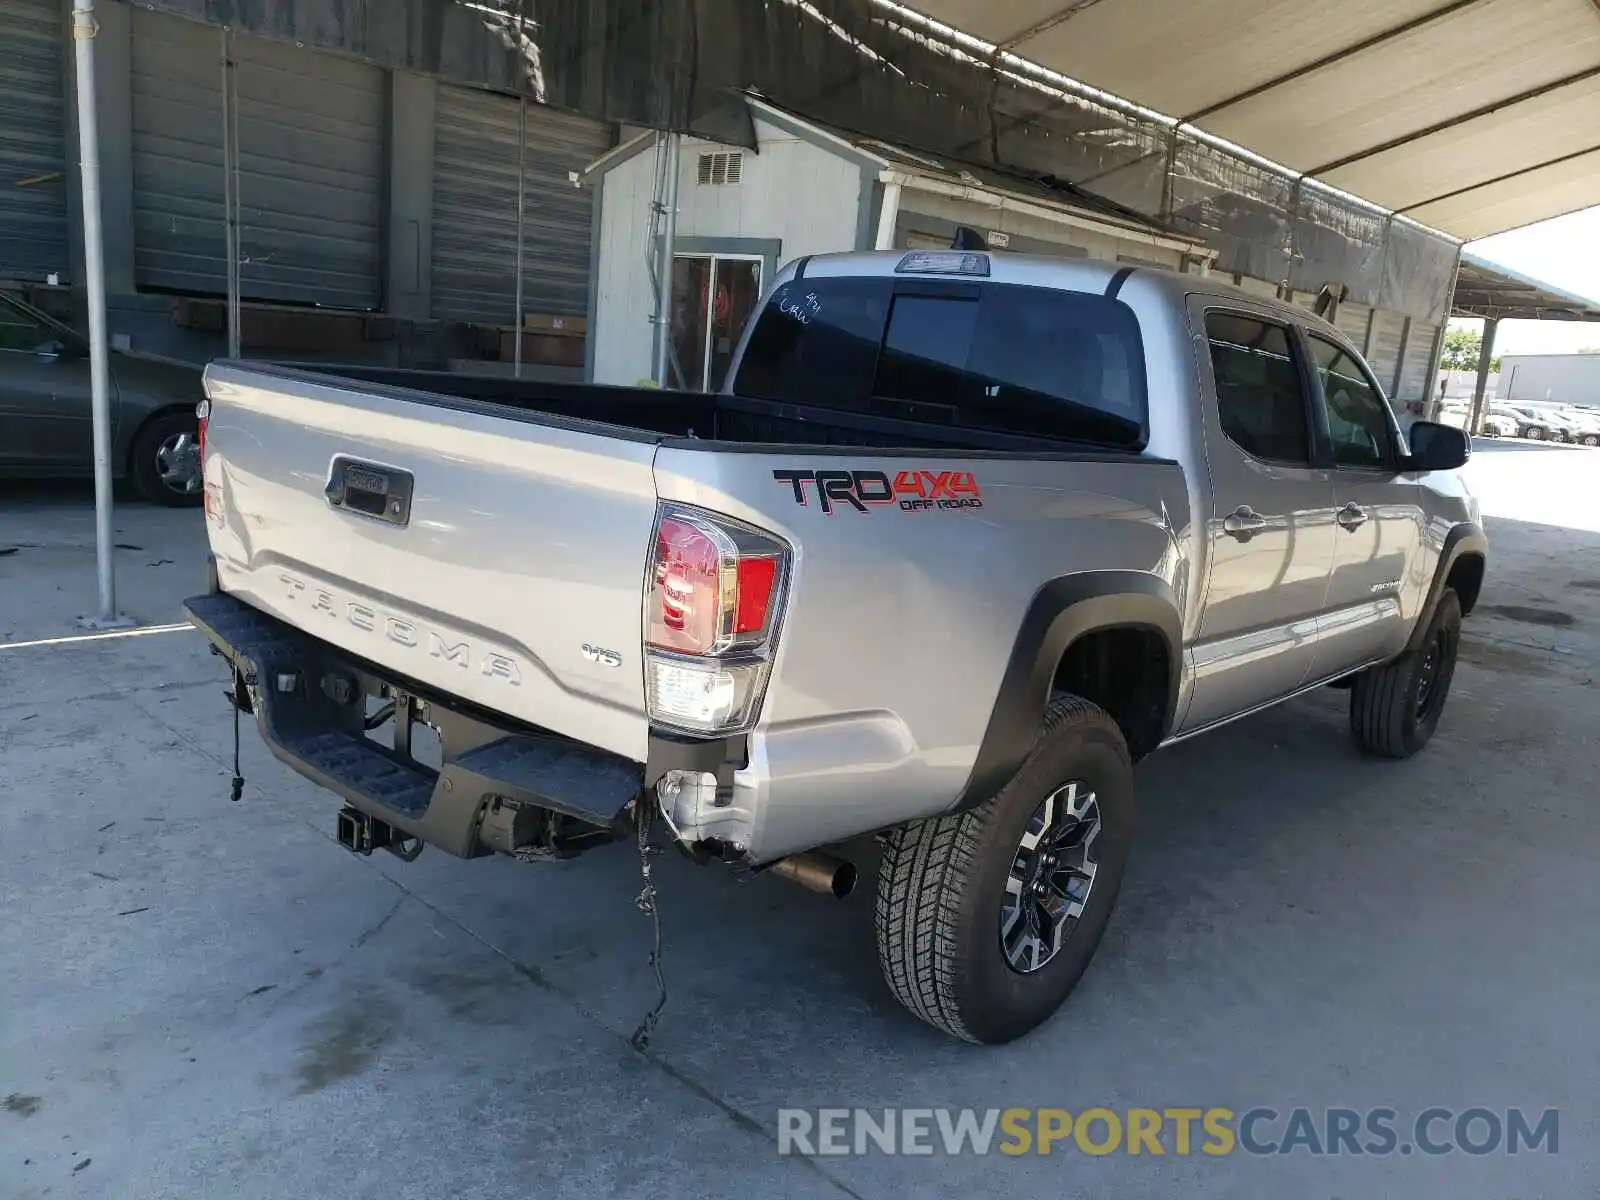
(129, 12), (223, 296)
(0, 0), (69, 281)
(1397, 321), (1438, 401)
(130, 10), (384, 309)
(1366, 310), (1407, 394)
(431, 85), (613, 324)
(1335, 301), (1371, 349)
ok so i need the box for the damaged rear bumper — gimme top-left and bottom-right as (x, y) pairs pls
(184, 590), (650, 859)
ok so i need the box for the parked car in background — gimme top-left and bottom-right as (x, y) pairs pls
(1502, 405), (1575, 442)
(1480, 409), (1518, 438)
(1556, 406), (1600, 446)
(0, 290), (203, 505)
(1437, 403), (1513, 438)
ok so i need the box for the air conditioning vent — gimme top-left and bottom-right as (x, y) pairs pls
(696, 151), (743, 186)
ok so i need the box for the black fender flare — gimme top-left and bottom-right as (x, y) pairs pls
(1405, 521), (1488, 653)
(953, 572), (1183, 812)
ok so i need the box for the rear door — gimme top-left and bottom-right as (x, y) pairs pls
(202, 364), (662, 762)
(1181, 303), (1336, 733)
(1302, 330), (1424, 673)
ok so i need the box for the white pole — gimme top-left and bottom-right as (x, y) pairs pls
(874, 181), (903, 251)
(646, 133), (666, 383)
(71, 0), (125, 627)
(514, 98), (526, 378)
(654, 132), (680, 387)
(221, 32), (241, 358)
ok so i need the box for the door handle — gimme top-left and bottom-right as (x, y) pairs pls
(1337, 502), (1369, 531)
(1222, 505), (1268, 541)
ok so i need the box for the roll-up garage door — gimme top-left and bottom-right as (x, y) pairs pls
(432, 86), (615, 324)
(1366, 310), (1407, 394)
(130, 10), (384, 309)
(1397, 321), (1439, 402)
(0, 0), (69, 280)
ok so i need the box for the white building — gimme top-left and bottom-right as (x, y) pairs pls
(582, 99), (1216, 390)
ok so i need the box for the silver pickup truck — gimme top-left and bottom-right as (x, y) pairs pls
(185, 250), (1486, 1044)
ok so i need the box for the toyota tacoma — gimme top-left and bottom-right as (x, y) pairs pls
(185, 251), (1486, 1044)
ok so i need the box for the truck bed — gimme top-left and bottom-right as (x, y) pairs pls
(297, 363), (1127, 456)
(199, 356), (1179, 781)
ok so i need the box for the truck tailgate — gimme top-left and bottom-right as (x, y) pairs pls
(200, 362), (658, 762)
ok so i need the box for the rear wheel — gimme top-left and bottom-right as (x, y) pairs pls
(129, 410), (202, 507)
(1582, 434), (1599, 447)
(874, 694), (1134, 1044)
(1525, 425), (1545, 441)
(1349, 589), (1461, 759)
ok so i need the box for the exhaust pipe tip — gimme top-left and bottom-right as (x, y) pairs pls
(769, 852), (856, 899)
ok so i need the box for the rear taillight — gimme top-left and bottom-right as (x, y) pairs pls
(644, 505), (789, 735)
(197, 398), (223, 525)
(195, 398), (209, 462)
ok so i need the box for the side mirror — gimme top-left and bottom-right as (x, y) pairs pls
(1407, 420), (1470, 472)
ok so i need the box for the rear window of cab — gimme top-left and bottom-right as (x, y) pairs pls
(731, 276), (1148, 449)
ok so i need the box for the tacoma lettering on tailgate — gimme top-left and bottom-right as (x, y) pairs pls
(276, 571), (523, 684)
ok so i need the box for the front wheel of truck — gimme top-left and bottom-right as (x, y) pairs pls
(874, 694), (1135, 1044)
(1349, 588), (1462, 759)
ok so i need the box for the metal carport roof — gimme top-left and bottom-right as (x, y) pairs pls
(1452, 252), (1600, 320)
(894, 0), (1600, 240)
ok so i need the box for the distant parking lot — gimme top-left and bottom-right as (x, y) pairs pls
(3, 439), (1598, 1199)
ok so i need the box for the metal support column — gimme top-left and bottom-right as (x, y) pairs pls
(513, 98), (526, 378)
(652, 132), (680, 388)
(71, 0), (129, 627)
(874, 181), (902, 250)
(221, 31), (241, 358)
(1468, 317), (1499, 435)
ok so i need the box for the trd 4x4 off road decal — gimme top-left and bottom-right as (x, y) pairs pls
(772, 469), (983, 514)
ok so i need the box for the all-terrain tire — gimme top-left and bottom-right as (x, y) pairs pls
(1350, 589), (1462, 759)
(874, 694), (1135, 1044)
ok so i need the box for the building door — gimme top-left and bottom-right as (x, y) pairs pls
(668, 255), (763, 391)
(431, 85), (614, 325)
(129, 9), (385, 309)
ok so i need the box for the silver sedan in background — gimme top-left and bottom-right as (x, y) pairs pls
(0, 289), (204, 506)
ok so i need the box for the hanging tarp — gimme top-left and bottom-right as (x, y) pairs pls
(121, 0), (690, 128)
(1167, 133), (1295, 285)
(120, 0), (1462, 325)
(1289, 181), (1387, 309)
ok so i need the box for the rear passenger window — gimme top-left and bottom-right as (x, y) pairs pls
(733, 277), (891, 407)
(1203, 313), (1311, 466)
(874, 287), (1145, 446)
